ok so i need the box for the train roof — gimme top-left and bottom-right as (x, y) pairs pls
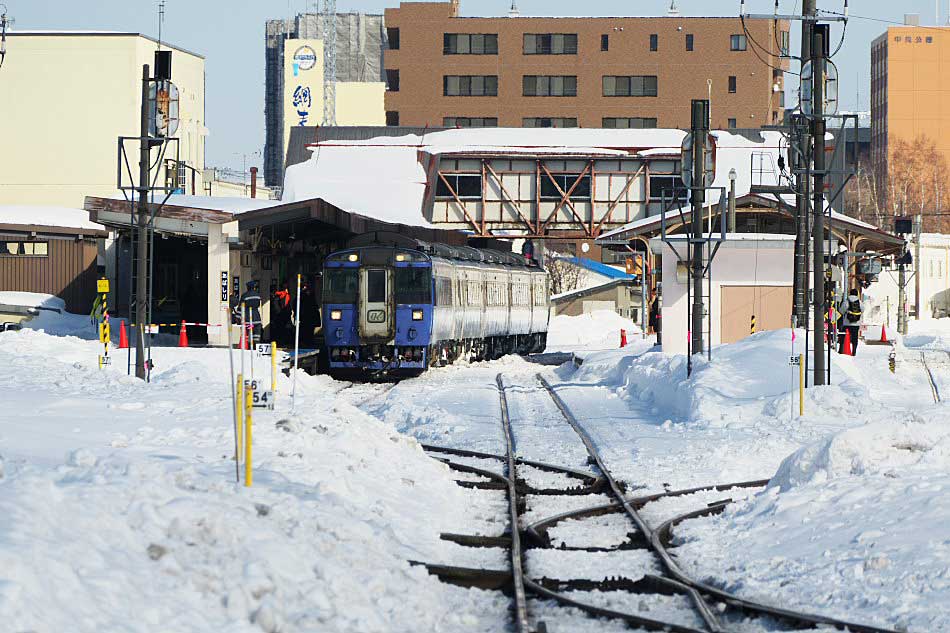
(345, 231), (539, 268)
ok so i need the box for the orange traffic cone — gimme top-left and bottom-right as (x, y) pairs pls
(178, 321), (189, 348)
(880, 324), (888, 344)
(620, 329), (627, 348)
(118, 321), (129, 349)
(841, 328), (853, 356)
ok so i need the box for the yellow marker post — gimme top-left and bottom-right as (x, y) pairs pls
(235, 373), (244, 461)
(244, 385), (253, 487)
(271, 342), (278, 393)
(798, 354), (804, 416)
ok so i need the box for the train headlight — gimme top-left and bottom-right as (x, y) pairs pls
(330, 310), (342, 320)
(347, 253), (358, 262)
(412, 309), (424, 321)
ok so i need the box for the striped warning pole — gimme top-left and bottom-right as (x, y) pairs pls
(750, 314), (756, 335)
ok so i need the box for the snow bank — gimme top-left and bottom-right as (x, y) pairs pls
(676, 409), (950, 631)
(0, 330), (503, 632)
(770, 416), (950, 491)
(546, 310), (644, 352)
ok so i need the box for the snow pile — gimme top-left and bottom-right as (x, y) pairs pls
(0, 330), (502, 632)
(770, 416), (950, 491)
(546, 310), (644, 352)
(675, 411), (950, 631)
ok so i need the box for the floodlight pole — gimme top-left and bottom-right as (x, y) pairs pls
(811, 26), (827, 386)
(135, 64), (151, 381)
(690, 100), (709, 357)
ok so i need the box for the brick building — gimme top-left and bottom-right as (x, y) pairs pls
(383, 1), (788, 130)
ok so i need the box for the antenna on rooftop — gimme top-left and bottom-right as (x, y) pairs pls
(667, 0), (681, 16)
(509, 2), (520, 18)
(157, 0), (166, 50)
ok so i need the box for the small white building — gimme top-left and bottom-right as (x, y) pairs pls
(866, 233), (950, 323)
(655, 234), (795, 356)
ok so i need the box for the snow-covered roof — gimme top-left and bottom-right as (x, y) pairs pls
(598, 194), (884, 241)
(550, 277), (635, 302)
(0, 206), (105, 232)
(106, 194), (279, 217)
(282, 128), (784, 229)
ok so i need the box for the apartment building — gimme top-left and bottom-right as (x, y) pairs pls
(383, 1), (788, 130)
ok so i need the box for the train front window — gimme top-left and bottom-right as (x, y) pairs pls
(395, 267), (432, 304)
(367, 269), (387, 303)
(323, 269), (358, 303)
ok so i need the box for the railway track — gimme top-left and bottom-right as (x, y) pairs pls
(917, 350), (950, 404)
(420, 371), (903, 633)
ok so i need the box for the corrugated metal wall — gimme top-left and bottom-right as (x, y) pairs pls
(0, 233), (99, 313)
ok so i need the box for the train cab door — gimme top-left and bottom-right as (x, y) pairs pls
(359, 267), (394, 340)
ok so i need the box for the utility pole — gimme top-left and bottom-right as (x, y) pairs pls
(690, 99), (709, 356)
(914, 213), (922, 320)
(811, 24), (828, 386)
(793, 0), (816, 327)
(898, 257), (908, 335)
(135, 64), (151, 380)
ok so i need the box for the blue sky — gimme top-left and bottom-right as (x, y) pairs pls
(5, 0), (943, 169)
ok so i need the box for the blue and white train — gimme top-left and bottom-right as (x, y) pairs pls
(322, 232), (549, 375)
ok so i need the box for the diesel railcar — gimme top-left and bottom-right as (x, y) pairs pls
(322, 232), (549, 375)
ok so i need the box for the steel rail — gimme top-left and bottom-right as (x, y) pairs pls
(496, 373), (532, 633)
(920, 351), (942, 403)
(421, 443), (598, 483)
(538, 373), (903, 633)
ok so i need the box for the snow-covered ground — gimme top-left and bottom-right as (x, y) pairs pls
(3, 300), (950, 631)
(0, 321), (508, 632)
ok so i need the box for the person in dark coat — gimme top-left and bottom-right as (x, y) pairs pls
(238, 280), (263, 342)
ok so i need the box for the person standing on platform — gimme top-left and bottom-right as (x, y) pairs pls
(837, 288), (863, 356)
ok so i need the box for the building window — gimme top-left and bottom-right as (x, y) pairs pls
(650, 33), (658, 51)
(386, 111), (400, 126)
(443, 33), (498, 55)
(444, 75), (499, 96)
(387, 27), (400, 50)
(730, 34), (747, 51)
(523, 33), (578, 55)
(728, 118), (737, 128)
(927, 36), (934, 43)
(780, 30), (790, 55)
(603, 75), (658, 97)
(523, 117), (578, 128)
(0, 241), (49, 256)
(436, 174), (482, 198)
(649, 174), (688, 203)
(686, 34), (694, 51)
(386, 69), (400, 92)
(523, 75), (577, 97)
(541, 173), (591, 199)
(444, 117), (498, 127)
(601, 34), (609, 51)
(602, 117), (657, 128)
(601, 248), (627, 264)
(728, 75), (737, 93)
